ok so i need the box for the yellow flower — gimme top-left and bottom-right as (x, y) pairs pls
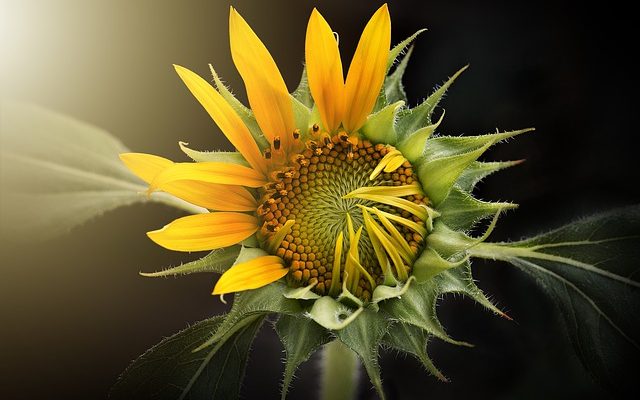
(121, 4), (433, 302)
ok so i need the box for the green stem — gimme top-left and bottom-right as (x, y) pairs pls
(320, 340), (359, 400)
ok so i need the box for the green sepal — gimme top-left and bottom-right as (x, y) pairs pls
(426, 221), (477, 256)
(382, 322), (447, 381)
(178, 142), (249, 165)
(233, 245), (269, 264)
(209, 65), (270, 149)
(435, 262), (509, 318)
(197, 282), (301, 351)
(336, 308), (389, 400)
(423, 129), (532, 161)
(283, 282), (321, 300)
(418, 141), (492, 206)
(276, 315), (332, 400)
(412, 247), (468, 282)
(380, 279), (472, 347)
(418, 129), (532, 206)
(140, 245), (242, 277)
(395, 65), (467, 138)
(386, 29), (427, 72)
(437, 186), (518, 231)
(291, 94), (311, 136)
(371, 276), (415, 306)
(396, 109), (444, 162)
(384, 45), (413, 104)
(308, 296), (364, 330)
(456, 160), (524, 193)
(292, 67), (314, 108)
(360, 101), (404, 145)
(110, 315), (263, 400)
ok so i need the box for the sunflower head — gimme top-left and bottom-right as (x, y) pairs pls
(120, 3), (531, 397)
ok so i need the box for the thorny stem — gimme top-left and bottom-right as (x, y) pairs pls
(320, 340), (359, 400)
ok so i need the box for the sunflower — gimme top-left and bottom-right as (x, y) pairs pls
(119, 3), (531, 396)
(121, 4), (426, 301)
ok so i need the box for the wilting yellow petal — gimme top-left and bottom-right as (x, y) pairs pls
(147, 212), (258, 252)
(229, 7), (295, 149)
(343, 4), (391, 132)
(150, 162), (267, 190)
(120, 153), (173, 184)
(212, 255), (287, 295)
(305, 8), (344, 132)
(174, 65), (267, 175)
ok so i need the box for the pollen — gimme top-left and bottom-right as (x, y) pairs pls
(259, 132), (428, 301)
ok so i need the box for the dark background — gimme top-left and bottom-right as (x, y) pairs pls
(1, 0), (638, 399)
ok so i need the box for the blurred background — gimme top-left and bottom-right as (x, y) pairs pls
(1, 0), (637, 399)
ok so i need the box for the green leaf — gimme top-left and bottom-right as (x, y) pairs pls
(336, 309), (389, 400)
(276, 315), (332, 400)
(110, 315), (263, 400)
(382, 322), (446, 381)
(396, 65), (467, 137)
(0, 101), (204, 242)
(384, 45), (413, 104)
(469, 206), (640, 390)
(198, 282), (301, 350)
(178, 141), (249, 165)
(455, 160), (524, 193)
(437, 187), (517, 231)
(140, 245), (242, 277)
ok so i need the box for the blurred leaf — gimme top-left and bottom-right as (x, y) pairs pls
(110, 315), (263, 400)
(470, 206), (640, 392)
(0, 101), (203, 242)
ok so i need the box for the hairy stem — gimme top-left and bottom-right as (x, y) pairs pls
(320, 340), (359, 400)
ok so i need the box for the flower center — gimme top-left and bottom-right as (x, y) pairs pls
(258, 132), (427, 301)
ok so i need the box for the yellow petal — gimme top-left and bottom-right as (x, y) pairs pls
(147, 212), (258, 252)
(174, 65), (267, 175)
(150, 162), (267, 190)
(305, 8), (344, 132)
(343, 4), (391, 132)
(229, 7), (295, 149)
(163, 181), (257, 211)
(212, 255), (287, 295)
(120, 153), (173, 184)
